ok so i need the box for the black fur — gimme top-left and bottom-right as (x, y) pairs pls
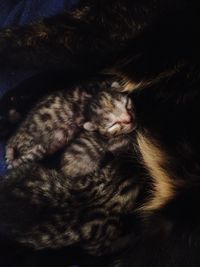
(1, 0), (200, 267)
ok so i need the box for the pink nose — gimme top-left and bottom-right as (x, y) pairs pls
(120, 113), (132, 124)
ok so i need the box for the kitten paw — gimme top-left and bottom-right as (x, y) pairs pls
(5, 146), (15, 167)
(5, 146), (15, 160)
(7, 159), (22, 169)
(5, 144), (46, 169)
(48, 129), (68, 154)
(5, 146), (23, 169)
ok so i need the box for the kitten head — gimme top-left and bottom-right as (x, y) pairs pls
(84, 90), (136, 137)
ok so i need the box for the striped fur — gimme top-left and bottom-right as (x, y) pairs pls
(5, 81), (135, 169)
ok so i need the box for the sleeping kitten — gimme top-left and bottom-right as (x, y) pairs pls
(60, 131), (132, 177)
(0, 154), (141, 257)
(6, 81), (135, 169)
(5, 86), (90, 169)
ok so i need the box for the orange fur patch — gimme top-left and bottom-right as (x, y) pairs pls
(136, 133), (179, 213)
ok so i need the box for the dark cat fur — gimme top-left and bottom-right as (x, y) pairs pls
(0, 0), (196, 118)
(1, 0), (200, 267)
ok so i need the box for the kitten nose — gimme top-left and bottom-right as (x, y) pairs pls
(120, 113), (132, 124)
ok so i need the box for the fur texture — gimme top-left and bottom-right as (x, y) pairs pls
(1, 0), (200, 266)
(5, 81), (135, 168)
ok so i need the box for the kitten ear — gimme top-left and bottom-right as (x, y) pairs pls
(83, 122), (96, 131)
(111, 81), (120, 89)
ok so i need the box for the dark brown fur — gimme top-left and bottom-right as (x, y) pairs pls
(1, 0), (200, 267)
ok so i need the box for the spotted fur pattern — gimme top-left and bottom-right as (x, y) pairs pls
(5, 87), (91, 168)
(6, 81), (135, 169)
(0, 156), (141, 256)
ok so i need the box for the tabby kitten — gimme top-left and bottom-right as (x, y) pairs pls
(0, 155), (141, 256)
(5, 87), (90, 168)
(6, 81), (135, 169)
(60, 131), (132, 177)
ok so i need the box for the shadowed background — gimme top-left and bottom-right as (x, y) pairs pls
(0, 0), (80, 175)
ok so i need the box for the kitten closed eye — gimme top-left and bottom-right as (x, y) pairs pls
(6, 80), (136, 169)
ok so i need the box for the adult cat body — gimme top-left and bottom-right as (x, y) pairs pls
(1, 0), (200, 267)
(0, 0), (197, 125)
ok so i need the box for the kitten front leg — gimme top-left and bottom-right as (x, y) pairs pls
(6, 143), (47, 169)
(6, 127), (72, 168)
(108, 135), (133, 155)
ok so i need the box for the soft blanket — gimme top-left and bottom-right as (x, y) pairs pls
(0, 0), (79, 175)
